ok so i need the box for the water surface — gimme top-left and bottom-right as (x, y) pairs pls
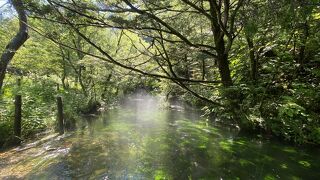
(0, 95), (319, 179)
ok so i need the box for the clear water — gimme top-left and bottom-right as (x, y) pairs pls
(0, 95), (319, 179)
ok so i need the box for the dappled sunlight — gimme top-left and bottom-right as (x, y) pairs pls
(0, 0), (319, 178)
(0, 133), (71, 179)
(1, 95), (320, 179)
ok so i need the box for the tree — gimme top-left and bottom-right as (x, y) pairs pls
(27, 0), (246, 106)
(0, 0), (29, 92)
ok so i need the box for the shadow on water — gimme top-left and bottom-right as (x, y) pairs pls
(1, 94), (320, 179)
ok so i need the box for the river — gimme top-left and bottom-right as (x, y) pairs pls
(0, 94), (319, 179)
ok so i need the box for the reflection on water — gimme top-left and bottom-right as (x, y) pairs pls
(1, 95), (319, 179)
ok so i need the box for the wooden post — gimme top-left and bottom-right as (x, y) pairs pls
(14, 95), (22, 143)
(13, 78), (22, 144)
(17, 78), (21, 86)
(57, 96), (64, 135)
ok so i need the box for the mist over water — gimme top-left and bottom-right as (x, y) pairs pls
(1, 93), (320, 179)
(123, 92), (161, 121)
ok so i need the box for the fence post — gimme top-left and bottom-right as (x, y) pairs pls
(13, 78), (22, 145)
(17, 78), (21, 87)
(57, 96), (64, 135)
(14, 95), (22, 143)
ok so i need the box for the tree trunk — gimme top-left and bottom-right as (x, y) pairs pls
(57, 96), (64, 135)
(246, 36), (257, 82)
(78, 66), (88, 96)
(61, 75), (66, 89)
(0, 0), (28, 92)
(201, 58), (206, 80)
(61, 57), (67, 89)
(298, 22), (309, 66)
(208, 0), (233, 87)
(217, 53), (232, 87)
(215, 34), (233, 87)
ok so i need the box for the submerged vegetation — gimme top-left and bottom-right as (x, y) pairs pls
(0, 0), (320, 150)
(1, 99), (320, 179)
